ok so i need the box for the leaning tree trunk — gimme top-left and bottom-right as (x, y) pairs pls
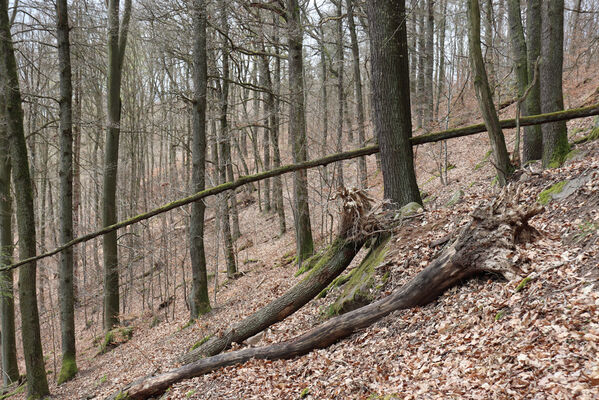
(109, 186), (542, 400)
(468, 0), (513, 186)
(179, 188), (374, 364)
(0, 1), (49, 396)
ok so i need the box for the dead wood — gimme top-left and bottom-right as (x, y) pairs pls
(109, 185), (543, 400)
(178, 187), (375, 365)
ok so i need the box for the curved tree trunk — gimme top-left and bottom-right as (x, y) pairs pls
(110, 187), (542, 400)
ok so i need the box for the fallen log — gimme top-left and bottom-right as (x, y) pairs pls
(6, 104), (596, 273)
(179, 187), (375, 364)
(109, 185), (543, 400)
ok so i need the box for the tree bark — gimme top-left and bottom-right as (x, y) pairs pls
(56, 0), (78, 384)
(0, 92), (19, 386)
(366, 0), (422, 208)
(523, 0), (542, 162)
(271, 16), (286, 235)
(189, 0), (211, 319)
(335, 0), (345, 187)
(286, 0), (314, 265)
(103, 0), (132, 331)
(0, 1), (49, 395)
(109, 188), (542, 400)
(346, 0), (367, 188)
(468, 0), (513, 186)
(540, 0), (569, 168)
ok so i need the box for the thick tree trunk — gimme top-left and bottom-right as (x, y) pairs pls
(523, 0), (542, 162)
(468, 0), (513, 186)
(56, 0), (78, 384)
(0, 94), (19, 386)
(109, 187), (542, 400)
(286, 0), (314, 265)
(0, 1), (49, 396)
(189, 0), (211, 319)
(367, 0), (422, 208)
(540, 0), (569, 168)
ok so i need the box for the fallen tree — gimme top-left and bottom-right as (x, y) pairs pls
(5, 103), (597, 273)
(108, 186), (543, 400)
(178, 188), (376, 364)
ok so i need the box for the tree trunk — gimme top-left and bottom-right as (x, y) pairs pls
(523, 0), (543, 162)
(424, 0), (434, 126)
(540, 0), (569, 168)
(286, 0), (314, 265)
(468, 0), (513, 186)
(56, 0), (78, 384)
(335, 0), (345, 187)
(366, 0), (422, 208)
(109, 188), (542, 400)
(7, 103), (599, 273)
(103, 0), (132, 331)
(0, 93), (19, 386)
(271, 16), (286, 235)
(0, 1), (49, 396)
(189, 0), (211, 319)
(346, 0), (367, 189)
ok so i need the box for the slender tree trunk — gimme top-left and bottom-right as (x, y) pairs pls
(507, 0), (529, 165)
(189, 0), (211, 319)
(424, 0), (434, 126)
(416, 5), (425, 128)
(0, 94), (19, 386)
(484, 0), (496, 96)
(434, 0), (448, 120)
(56, 0), (78, 384)
(540, 0), (569, 168)
(103, 0), (132, 331)
(335, 0), (345, 187)
(218, 0), (237, 277)
(272, 17), (286, 235)
(346, 0), (367, 188)
(286, 0), (314, 264)
(468, 0), (513, 186)
(523, 0), (542, 162)
(0, 1), (49, 395)
(367, 0), (421, 208)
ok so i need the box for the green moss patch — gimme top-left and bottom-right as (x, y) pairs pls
(325, 233), (392, 317)
(537, 181), (567, 205)
(190, 334), (212, 351)
(98, 326), (135, 354)
(57, 355), (78, 385)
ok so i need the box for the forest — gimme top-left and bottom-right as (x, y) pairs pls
(0, 0), (598, 398)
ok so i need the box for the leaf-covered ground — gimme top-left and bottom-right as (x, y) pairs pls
(15, 83), (599, 399)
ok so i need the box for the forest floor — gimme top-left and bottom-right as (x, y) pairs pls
(11, 78), (599, 399)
